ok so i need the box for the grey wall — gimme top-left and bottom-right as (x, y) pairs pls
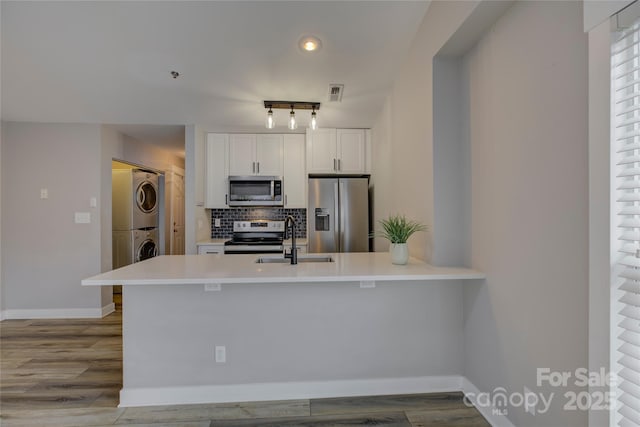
(432, 56), (470, 267)
(588, 17), (613, 427)
(2, 122), (103, 312)
(462, 1), (588, 425)
(372, 1), (590, 425)
(123, 281), (464, 388)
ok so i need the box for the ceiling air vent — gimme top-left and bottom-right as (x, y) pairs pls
(328, 84), (344, 102)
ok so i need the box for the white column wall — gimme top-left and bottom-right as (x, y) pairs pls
(463, 2), (589, 425)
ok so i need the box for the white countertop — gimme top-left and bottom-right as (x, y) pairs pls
(82, 253), (484, 286)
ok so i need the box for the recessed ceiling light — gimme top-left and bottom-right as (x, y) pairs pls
(299, 35), (322, 52)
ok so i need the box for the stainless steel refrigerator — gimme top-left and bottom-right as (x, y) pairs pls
(307, 176), (370, 253)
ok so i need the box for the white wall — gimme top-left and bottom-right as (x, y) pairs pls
(1, 122), (104, 317)
(463, 2), (588, 425)
(371, 0), (480, 262)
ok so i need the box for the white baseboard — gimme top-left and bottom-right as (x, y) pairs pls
(2, 305), (112, 320)
(101, 302), (115, 317)
(462, 377), (515, 427)
(119, 375), (463, 407)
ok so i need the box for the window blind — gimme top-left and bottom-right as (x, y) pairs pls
(613, 15), (640, 427)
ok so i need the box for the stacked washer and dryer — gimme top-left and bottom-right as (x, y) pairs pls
(112, 169), (160, 269)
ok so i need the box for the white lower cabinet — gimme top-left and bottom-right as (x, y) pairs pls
(198, 244), (224, 255)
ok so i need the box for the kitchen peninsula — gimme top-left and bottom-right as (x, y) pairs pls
(83, 253), (484, 407)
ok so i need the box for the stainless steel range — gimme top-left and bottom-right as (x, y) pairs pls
(223, 220), (285, 254)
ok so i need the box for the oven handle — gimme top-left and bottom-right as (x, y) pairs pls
(224, 249), (284, 255)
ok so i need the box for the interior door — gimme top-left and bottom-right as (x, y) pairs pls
(170, 172), (185, 255)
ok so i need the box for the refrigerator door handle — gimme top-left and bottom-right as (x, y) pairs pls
(334, 181), (340, 252)
(339, 181), (346, 251)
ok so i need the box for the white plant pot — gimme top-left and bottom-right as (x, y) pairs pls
(390, 243), (409, 265)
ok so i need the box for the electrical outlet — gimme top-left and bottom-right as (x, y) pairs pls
(215, 345), (226, 363)
(40, 188), (48, 199)
(214, 218), (221, 227)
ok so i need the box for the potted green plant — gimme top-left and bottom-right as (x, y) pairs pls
(372, 214), (428, 265)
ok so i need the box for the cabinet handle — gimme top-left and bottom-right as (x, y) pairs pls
(333, 158), (337, 171)
(338, 159), (341, 171)
(257, 162), (260, 174)
(225, 194), (228, 205)
(285, 195), (288, 205)
(252, 162), (255, 173)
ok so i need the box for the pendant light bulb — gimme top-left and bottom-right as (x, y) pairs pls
(310, 107), (318, 130)
(265, 107), (275, 129)
(288, 107), (297, 130)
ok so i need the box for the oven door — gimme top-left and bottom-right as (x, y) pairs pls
(228, 176), (283, 207)
(224, 244), (284, 255)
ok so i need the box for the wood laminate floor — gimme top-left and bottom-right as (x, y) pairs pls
(0, 298), (490, 427)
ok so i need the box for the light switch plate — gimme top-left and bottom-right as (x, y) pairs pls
(74, 212), (91, 224)
(89, 197), (97, 208)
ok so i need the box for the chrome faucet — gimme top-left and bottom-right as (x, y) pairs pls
(284, 216), (298, 265)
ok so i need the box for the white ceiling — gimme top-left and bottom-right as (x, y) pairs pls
(1, 1), (429, 154)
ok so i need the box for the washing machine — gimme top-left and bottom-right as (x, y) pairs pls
(112, 228), (160, 269)
(112, 169), (159, 230)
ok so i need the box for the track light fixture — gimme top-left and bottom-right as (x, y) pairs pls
(263, 101), (321, 130)
(265, 105), (275, 129)
(310, 106), (318, 130)
(288, 105), (297, 130)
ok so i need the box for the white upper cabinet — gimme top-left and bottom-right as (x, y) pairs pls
(306, 128), (337, 173)
(283, 134), (306, 208)
(229, 134), (283, 176)
(205, 133), (229, 208)
(306, 128), (366, 174)
(255, 134), (284, 176)
(336, 129), (365, 174)
(228, 134), (255, 176)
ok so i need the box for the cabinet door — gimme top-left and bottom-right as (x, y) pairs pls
(283, 134), (306, 208)
(307, 128), (337, 173)
(337, 129), (365, 174)
(229, 134), (257, 175)
(198, 244), (224, 254)
(205, 133), (229, 208)
(256, 134), (283, 176)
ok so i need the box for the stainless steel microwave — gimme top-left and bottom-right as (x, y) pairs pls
(228, 176), (283, 207)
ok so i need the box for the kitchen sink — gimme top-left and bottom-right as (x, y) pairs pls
(255, 255), (334, 264)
